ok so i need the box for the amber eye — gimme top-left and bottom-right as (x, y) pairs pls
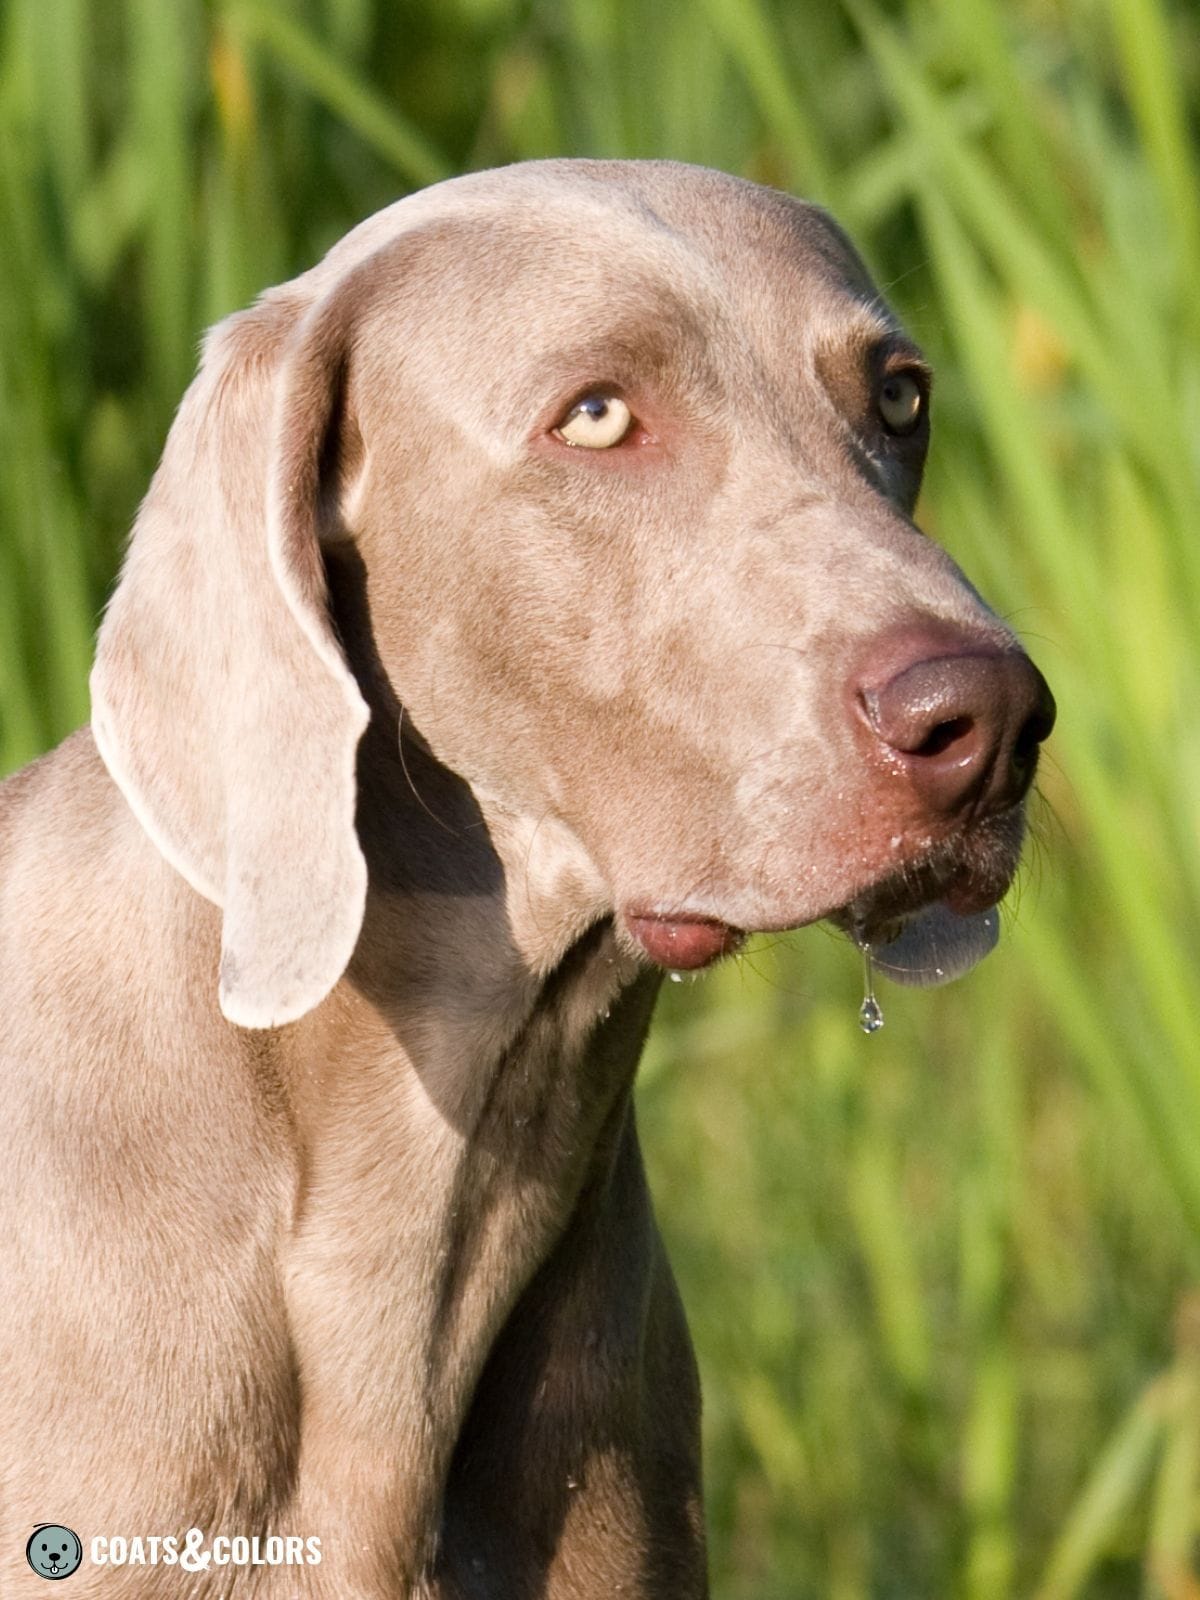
(878, 371), (924, 435)
(555, 394), (634, 449)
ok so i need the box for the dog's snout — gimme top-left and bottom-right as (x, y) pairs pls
(858, 646), (1056, 816)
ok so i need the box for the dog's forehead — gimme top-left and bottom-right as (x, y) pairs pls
(340, 163), (904, 413)
(325, 162), (883, 326)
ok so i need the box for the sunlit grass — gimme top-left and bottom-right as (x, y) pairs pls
(2, 2), (1197, 1594)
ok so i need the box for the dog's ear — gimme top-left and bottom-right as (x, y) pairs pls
(91, 275), (373, 1029)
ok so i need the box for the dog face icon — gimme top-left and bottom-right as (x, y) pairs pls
(26, 1526), (82, 1580)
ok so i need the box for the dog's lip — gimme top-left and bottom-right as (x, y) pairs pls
(622, 868), (992, 972)
(829, 867), (984, 944)
(825, 820), (1023, 984)
(623, 910), (745, 969)
(623, 894), (1001, 991)
(624, 822), (1019, 980)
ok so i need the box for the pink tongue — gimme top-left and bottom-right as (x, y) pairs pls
(625, 913), (742, 969)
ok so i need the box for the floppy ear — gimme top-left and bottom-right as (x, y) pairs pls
(91, 279), (371, 1029)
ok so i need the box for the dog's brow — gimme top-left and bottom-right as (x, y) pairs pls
(876, 333), (931, 373)
(815, 310), (930, 380)
(527, 304), (726, 406)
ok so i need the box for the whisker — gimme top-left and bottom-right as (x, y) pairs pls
(397, 706), (461, 834)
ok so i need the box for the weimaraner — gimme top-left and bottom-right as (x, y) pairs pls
(0, 159), (1054, 1597)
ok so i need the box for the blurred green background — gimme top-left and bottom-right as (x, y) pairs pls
(2, 0), (1199, 1594)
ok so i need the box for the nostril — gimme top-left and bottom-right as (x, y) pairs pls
(1011, 678), (1057, 778)
(1020, 694), (1056, 756)
(913, 716), (974, 759)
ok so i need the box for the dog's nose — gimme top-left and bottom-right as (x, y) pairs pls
(858, 646), (1056, 816)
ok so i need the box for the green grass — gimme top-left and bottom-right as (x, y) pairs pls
(2, 2), (1199, 1593)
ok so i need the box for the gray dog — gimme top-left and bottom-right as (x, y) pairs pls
(0, 161), (1052, 1597)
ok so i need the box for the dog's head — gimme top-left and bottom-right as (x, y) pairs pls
(92, 160), (1053, 1026)
(26, 1525), (83, 1580)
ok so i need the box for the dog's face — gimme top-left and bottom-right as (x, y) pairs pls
(91, 160), (1054, 1025)
(26, 1525), (83, 1580)
(342, 165), (1052, 981)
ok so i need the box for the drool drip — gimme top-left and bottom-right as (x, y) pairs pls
(857, 940), (884, 1034)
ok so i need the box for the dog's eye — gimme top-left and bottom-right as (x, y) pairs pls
(878, 371), (924, 435)
(555, 394), (633, 449)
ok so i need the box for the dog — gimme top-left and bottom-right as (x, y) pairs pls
(0, 159), (1054, 1597)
